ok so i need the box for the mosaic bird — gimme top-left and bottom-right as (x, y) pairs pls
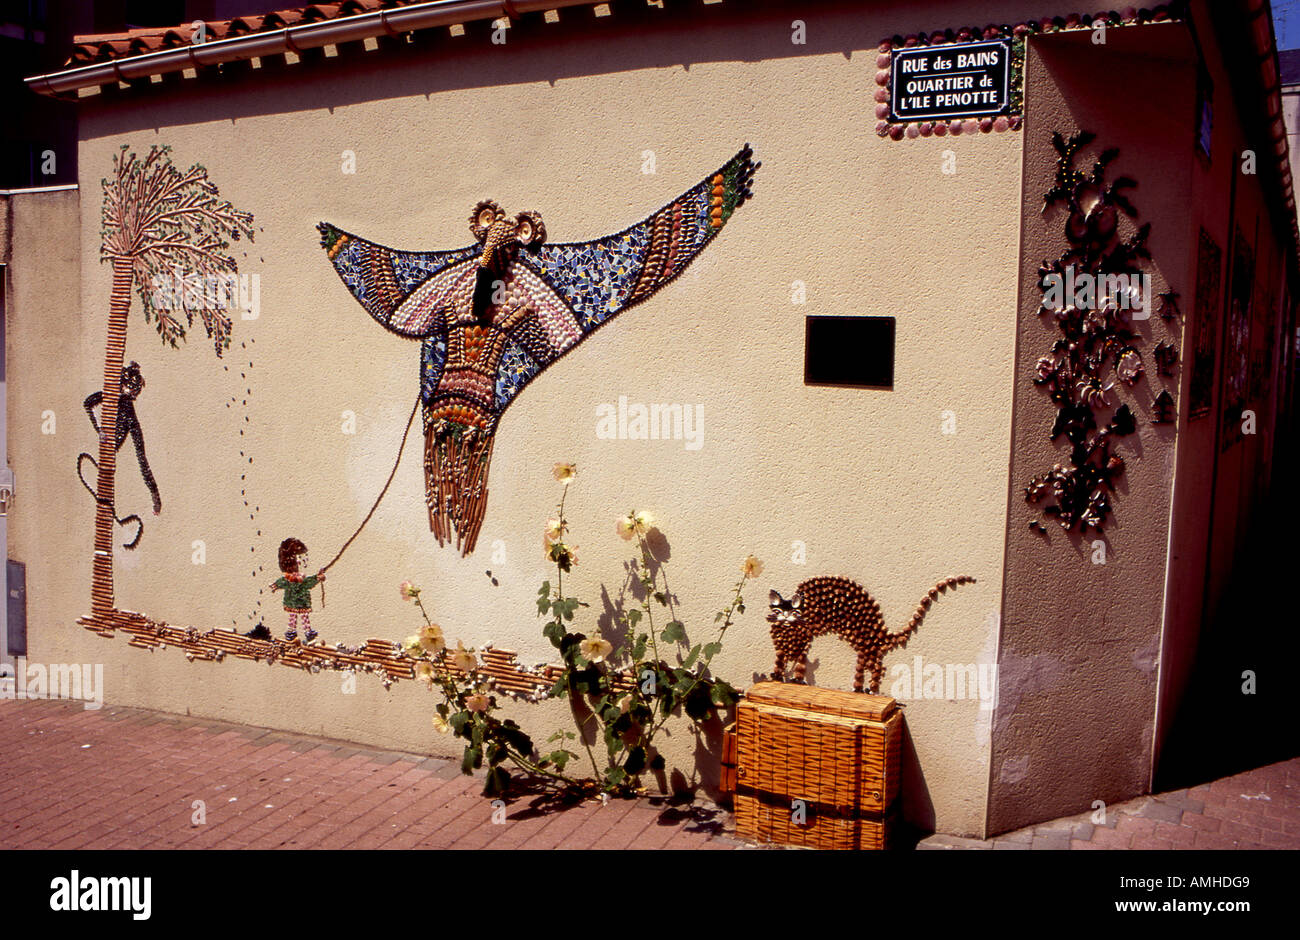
(319, 145), (758, 555)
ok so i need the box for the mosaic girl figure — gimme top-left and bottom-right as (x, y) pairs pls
(271, 537), (325, 641)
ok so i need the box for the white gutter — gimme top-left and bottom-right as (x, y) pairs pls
(24, 0), (601, 97)
(0, 184), (79, 195)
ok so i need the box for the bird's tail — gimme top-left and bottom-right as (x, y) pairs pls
(424, 423), (494, 557)
(885, 575), (977, 652)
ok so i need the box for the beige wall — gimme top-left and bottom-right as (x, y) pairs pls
(3, 186), (86, 667)
(9, 2), (1048, 836)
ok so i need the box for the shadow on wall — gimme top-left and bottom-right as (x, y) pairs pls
(896, 717), (937, 844)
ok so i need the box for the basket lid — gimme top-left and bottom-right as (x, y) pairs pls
(745, 682), (898, 721)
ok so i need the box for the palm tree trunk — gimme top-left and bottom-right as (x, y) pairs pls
(91, 257), (133, 617)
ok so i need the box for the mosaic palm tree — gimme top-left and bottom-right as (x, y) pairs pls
(319, 145), (758, 555)
(93, 144), (253, 615)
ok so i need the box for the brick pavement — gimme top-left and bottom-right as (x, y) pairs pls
(4, 697), (1295, 850)
(0, 698), (741, 850)
(917, 758), (1300, 850)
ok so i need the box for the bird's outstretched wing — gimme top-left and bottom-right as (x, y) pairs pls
(317, 222), (478, 338)
(520, 143), (757, 333)
(489, 144), (759, 414)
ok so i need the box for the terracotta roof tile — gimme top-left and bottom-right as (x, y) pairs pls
(66, 0), (425, 66)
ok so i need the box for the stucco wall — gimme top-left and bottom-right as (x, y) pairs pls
(989, 25), (1194, 834)
(3, 186), (85, 664)
(9, 2), (1043, 836)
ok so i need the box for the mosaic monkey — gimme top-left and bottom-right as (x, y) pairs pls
(767, 575), (976, 694)
(78, 361), (161, 550)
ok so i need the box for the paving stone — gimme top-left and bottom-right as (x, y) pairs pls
(995, 827), (1034, 843)
(1138, 800), (1185, 824)
(1030, 831), (1072, 850)
(916, 833), (993, 850)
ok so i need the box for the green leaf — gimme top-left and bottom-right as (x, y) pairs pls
(543, 619), (566, 648)
(449, 711), (469, 735)
(714, 611), (726, 622)
(710, 680), (739, 707)
(548, 750), (571, 771)
(604, 766), (627, 785)
(702, 642), (723, 660)
(682, 644), (701, 669)
(685, 683), (713, 722)
(550, 677), (567, 698)
(632, 635), (648, 660)
(626, 608), (642, 628)
(653, 591), (667, 606)
(484, 765), (510, 796)
(461, 746), (481, 774)
(660, 621), (686, 644)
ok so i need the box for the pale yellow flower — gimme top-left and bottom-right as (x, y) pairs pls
(399, 581), (420, 601)
(452, 642), (477, 673)
(579, 635), (614, 664)
(465, 693), (490, 713)
(401, 635), (423, 656)
(432, 714), (450, 734)
(552, 463), (577, 485)
(544, 518), (565, 543)
(618, 511), (654, 540)
(419, 624), (445, 654)
(741, 555), (764, 580)
(414, 661), (436, 685)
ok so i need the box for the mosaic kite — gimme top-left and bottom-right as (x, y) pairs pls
(318, 145), (758, 554)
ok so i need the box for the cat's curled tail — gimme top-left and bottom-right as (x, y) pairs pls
(886, 575), (977, 652)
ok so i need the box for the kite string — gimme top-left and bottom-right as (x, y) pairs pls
(318, 395), (422, 596)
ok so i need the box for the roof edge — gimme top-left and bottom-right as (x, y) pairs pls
(24, 0), (598, 97)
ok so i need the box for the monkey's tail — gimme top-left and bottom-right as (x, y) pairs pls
(77, 453), (144, 550)
(886, 575), (977, 652)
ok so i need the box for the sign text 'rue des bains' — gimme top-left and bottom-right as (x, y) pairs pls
(889, 40), (1012, 123)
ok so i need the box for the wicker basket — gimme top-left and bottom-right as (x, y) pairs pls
(734, 682), (902, 850)
(719, 726), (738, 801)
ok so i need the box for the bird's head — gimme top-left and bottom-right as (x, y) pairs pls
(469, 200), (546, 269)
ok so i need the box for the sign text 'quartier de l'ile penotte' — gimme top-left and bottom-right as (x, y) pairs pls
(889, 40), (1012, 123)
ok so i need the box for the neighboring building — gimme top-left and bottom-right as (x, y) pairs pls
(6, 0), (1296, 839)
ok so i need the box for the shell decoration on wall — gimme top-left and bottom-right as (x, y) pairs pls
(318, 146), (758, 555)
(767, 575), (976, 695)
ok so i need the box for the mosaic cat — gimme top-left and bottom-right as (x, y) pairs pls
(767, 575), (976, 695)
